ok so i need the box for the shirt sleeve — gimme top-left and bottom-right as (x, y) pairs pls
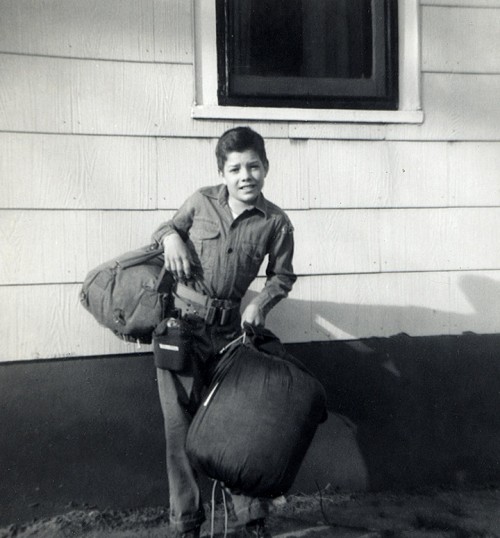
(151, 194), (196, 245)
(248, 217), (297, 317)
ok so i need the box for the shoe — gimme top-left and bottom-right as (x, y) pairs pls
(234, 519), (271, 538)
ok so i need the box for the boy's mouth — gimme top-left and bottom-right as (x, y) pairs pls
(240, 184), (257, 191)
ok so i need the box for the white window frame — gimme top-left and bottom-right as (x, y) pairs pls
(192, 0), (423, 124)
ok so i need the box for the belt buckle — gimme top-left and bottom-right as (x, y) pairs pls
(205, 304), (217, 325)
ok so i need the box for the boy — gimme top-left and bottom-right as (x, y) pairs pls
(152, 127), (296, 538)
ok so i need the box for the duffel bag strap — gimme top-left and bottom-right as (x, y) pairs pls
(155, 266), (175, 293)
(115, 243), (164, 270)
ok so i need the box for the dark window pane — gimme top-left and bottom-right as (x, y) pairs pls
(217, 0), (398, 110)
(231, 0), (303, 76)
(231, 0), (373, 79)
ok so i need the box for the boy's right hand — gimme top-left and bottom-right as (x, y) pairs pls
(162, 233), (192, 280)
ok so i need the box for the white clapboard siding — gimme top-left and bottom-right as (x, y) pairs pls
(299, 270), (500, 341)
(387, 73), (500, 141)
(3, 270), (500, 361)
(289, 123), (387, 141)
(0, 54), (288, 139)
(0, 133), (157, 209)
(377, 208), (500, 272)
(3, 135), (498, 212)
(2, 0), (500, 364)
(261, 270), (500, 342)
(422, 6), (500, 73)
(296, 208), (500, 275)
(306, 140), (450, 208)
(2, 208), (500, 285)
(0, 283), (141, 362)
(158, 139), (500, 209)
(0, 210), (174, 285)
(422, 1), (500, 8)
(157, 137), (310, 210)
(306, 140), (500, 208)
(295, 73), (500, 141)
(0, 55), (190, 135)
(2, 55), (500, 142)
(449, 143), (500, 205)
(0, 0), (192, 64)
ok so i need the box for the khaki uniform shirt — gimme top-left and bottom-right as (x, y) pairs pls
(152, 184), (296, 316)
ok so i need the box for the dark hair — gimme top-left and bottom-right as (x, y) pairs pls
(215, 127), (268, 171)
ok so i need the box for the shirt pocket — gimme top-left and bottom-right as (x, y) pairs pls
(189, 219), (220, 271)
(240, 241), (265, 277)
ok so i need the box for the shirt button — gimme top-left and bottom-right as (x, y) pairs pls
(227, 248), (233, 254)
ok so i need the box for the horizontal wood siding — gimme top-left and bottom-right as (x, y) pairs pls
(1, 210), (173, 285)
(0, 0), (192, 63)
(1, 1), (499, 360)
(0, 133), (157, 209)
(422, 6), (500, 73)
(156, 138), (500, 209)
(3, 135), (498, 211)
(3, 270), (500, 361)
(294, 77), (500, 141)
(422, 1), (500, 8)
(303, 140), (500, 208)
(3, 208), (500, 285)
(386, 73), (500, 141)
(0, 69), (499, 141)
(0, 55), (194, 135)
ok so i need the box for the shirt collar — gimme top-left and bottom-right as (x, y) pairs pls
(208, 184), (268, 217)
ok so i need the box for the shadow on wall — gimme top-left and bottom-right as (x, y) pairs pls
(0, 276), (499, 525)
(286, 275), (500, 492)
(263, 274), (500, 342)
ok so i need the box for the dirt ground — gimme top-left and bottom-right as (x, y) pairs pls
(1, 485), (499, 538)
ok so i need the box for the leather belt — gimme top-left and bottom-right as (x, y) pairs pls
(174, 282), (240, 326)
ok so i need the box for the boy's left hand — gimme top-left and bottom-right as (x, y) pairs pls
(241, 304), (266, 327)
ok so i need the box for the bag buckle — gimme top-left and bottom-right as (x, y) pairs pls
(220, 307), (231, 326)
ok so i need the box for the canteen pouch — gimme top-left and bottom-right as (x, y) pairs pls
(153, 317), (191, 372)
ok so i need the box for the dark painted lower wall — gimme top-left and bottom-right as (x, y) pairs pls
(1, 333), (499, 526)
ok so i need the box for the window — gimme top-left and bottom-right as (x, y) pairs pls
(193, 0), (423, 124)
(216, 0), (398, 110)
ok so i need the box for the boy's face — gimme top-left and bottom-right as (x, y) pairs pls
(220, 149), (268, 208)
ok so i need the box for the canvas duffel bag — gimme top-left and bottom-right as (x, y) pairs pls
(185, 326), (328, 498)
(80, 243), (173, 343)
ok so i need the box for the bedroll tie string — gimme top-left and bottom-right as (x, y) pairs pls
(210, 479), (229, 538)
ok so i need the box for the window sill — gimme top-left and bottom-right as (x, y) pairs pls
(192, 105), (424, 124)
